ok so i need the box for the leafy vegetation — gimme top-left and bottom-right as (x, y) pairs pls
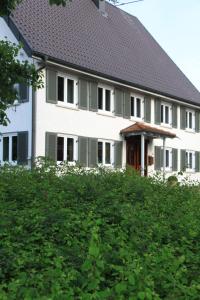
(0, 160), (200, 299)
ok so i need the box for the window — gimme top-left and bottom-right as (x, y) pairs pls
(57, 135), (77, 163)
(57, 74), (77, 106)
(161, 102), (171, 125)
(186, 110), (195, 130)
(131, 96), (143, 119)
(164, 148), (172, 170)
(2, 134), (18, 164)
(186, 151), (195, 170)
(98, 85), (113, 113)
(98, 140), (113, 166)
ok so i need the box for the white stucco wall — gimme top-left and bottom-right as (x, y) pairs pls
(0, 18), (32, 164)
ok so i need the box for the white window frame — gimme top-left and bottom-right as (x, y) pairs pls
(130, 93), (144, 121)
(185, 150), (195, 172)
(185, 109), (195, 131)
(57, 134), (78, 165)
(0, 133), (18, 165)
(97, 140), (114, 167)
(97, 84), (114, 115)
(163, 148), (172, 171)
(161, 102), (172, 127)
(57, 72), (78, 108)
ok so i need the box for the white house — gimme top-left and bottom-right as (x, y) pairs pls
(1, 0), (200, 179)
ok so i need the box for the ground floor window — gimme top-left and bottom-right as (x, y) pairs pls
(186, 150), (195, 171)
(98, 140), (113, 166)
(1, 134), (18, 164)
(57, 135), (77, 163)
(164, 148), (172, 170)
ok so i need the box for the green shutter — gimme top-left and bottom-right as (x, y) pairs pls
(78, 79), (88, 110)
(114, 141), (123, 168)
(46, 69), (57, 104)
(195, 152), (200, 172)
(114, 88), (123, 117)
(78, 136), (88, 167)
(154, 146), (162, 170)
(88, 138), (98, 167)
(17, 131), (28, 165)
(144, 96), (151, 123)
(180, 149), (186, 171)
(89, 81), (98, 112)
(19, 83), (29, 103)
(172, 104), (177, 128)
(195, 111), (200, 132)
(180, 107), (186, 130)
(123, 91), (131, 119)
(45, 132), (57, 161)
(172, 148), (178, 171)
(154, 98), (161, 124)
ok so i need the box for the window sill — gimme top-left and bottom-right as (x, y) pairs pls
(130, 116), (144, 122)
(56, 102), (79, 111)
(96, 111), (115, 118)
(160, 123), (172, 129)
(185, 128), (195, 134)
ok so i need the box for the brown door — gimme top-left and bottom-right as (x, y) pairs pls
(126, 136), (148, 175)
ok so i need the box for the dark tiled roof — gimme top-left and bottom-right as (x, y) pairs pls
(121, 122), (176, 138)
(10, 0), (200, 104)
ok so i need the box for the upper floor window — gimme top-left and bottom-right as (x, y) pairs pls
(57, 73), (77, 107)
(130, 95), (143, 119)
(98, 85), (113, 114)
(161, 102), (171, 125)
(98, 140), (114, 166)
(57, 135), (78, 163)
(186, 150), (195, 171)
(1, 134), (18, 164)
(186, 109), (195, 130)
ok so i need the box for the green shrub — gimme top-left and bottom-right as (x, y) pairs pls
(0, 160), (200, 299)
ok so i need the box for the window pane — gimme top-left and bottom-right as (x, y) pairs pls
(98, 88), (103, 109)
(67, 138), (74, 161)
(165, 106), (169, 124)
(57, 76), (64, 102)
(161, 105), (164, 123)
(136, 98), (141, 118)
(98, 142), (103, 164)
(105, 90), (111, 111)
(186, 152), (188, 167)
(131, 97), (134, 116)
(3, 137), (9, 162)
(105, 142), (111, 164)
(189, 112), (192, 129)
(67, 79), (74, 104)
(12, 136), (18, 161)
(189, 153), (193, 169)
(165, 150), (169, 168)
(186, 112), (188, 128)
(57, 137), (64, 161)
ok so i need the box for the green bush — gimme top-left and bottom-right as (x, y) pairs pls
(0, 160), (200, 299)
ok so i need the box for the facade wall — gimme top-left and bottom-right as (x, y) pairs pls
(0, 18), (32, 166)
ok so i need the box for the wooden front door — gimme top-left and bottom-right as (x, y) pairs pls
(126, 136), (148, 175)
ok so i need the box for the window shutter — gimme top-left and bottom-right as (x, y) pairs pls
(172, 104), (177, 128)
(17, 131), (28, 165)
(114, 88), (123, 117)
(78, 136), (88, 167)
(195, 152), (200, 172)
(180, 107), (186, 130)
(78, 79), (88, 110)
(18, 83), (29, 103)
(154, 146), (162, 170)
(144, 96), (151, 123)
(114, 141), (123, 168)
(89, 81), (98, 112)
(123, 91), (131, 119)
(46, 69), (57, 104)
(154, 98), (161, 124)
(45, 132), (57, 161)
(172, 148), (178, 171)
(88, 138), (98, 167)
(195, 111), (200, 132)
(180, 149), (186, 171)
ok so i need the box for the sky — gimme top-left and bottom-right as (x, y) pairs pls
(117, 0), (200, 91)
